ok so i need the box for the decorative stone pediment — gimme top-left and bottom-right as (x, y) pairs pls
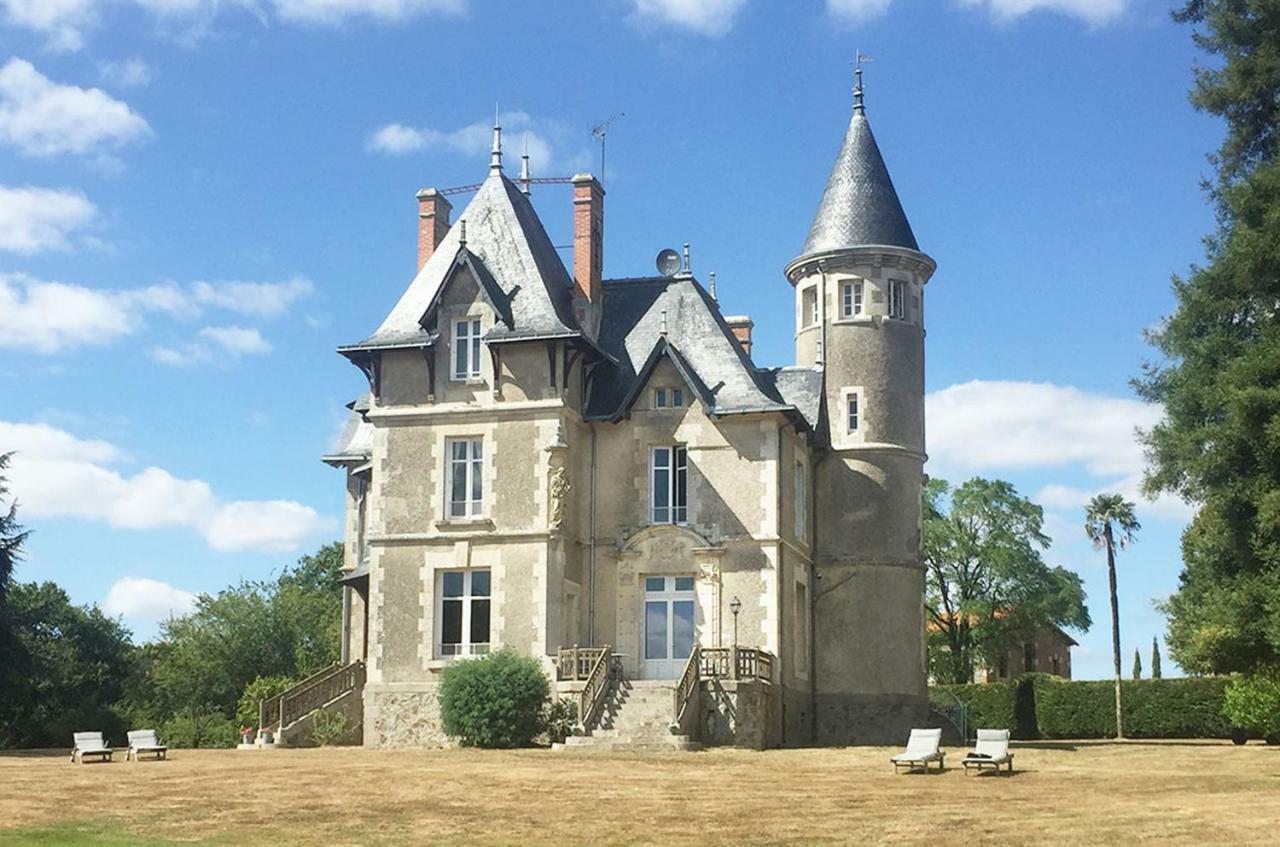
(618, 524), (715, 559)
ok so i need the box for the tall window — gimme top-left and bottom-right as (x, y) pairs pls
(841, 281), (863, 317)
(847, 392), (860, 433)
(801, 286), (818, 328)
(888, 280), (906, 321)
(794, 460), (806, 537)
(1023, 641), (1037, 673)
(438, 569), (490, 657)
(651, 446), (688, 524)
(794, 581), (809, 678)
(446, 437), (484, 518)
(453, 317), (482, 380)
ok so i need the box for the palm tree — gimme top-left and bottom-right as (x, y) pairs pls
(1085, 494), (1140, 739)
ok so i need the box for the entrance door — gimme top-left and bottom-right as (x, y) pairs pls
(642, 575), (696, 679)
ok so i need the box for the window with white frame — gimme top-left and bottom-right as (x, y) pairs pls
(651, 446), (688, 524)
(794, 460), (806, 537)
(801, 286), (819, 328)
(438, 569), (490, 657)
(446, 437), (484, 519)
(846, 392), (860, 433)
(888, 280), (907, 321)
(654, 387), (684, 408)
(452, 317), (482, 380)
(841, 281), (864, 317)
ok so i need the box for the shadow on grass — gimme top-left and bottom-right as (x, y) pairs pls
(0, 824), (190, 846)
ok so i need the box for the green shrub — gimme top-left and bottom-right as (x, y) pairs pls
(1032, 675), (1234, 739)
(930, 682), (1017, 734)
(160, 710), (238, 748)
(1223, 670), (1280, 738)
(439, 649), (551, 748)
(236, 674), (296, 728)
(310, 707), (349, 746)
(542, 698), (577, 744)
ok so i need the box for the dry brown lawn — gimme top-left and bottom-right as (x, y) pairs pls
(1, 741), (1278, 845)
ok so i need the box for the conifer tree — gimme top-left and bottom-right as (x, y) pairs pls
(1133, 648), (1142, 680)
(1152, 636), (1163, 679)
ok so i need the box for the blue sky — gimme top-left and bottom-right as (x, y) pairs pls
(0, 0), (1218, 679)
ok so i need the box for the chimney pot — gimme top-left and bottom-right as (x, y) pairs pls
(725, 315), (754, 358)
(417, 188), (453, 273)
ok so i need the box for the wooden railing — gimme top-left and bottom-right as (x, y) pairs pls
(556, 646), (611, 681)
(673, 645), (702, 727)
(259, 660), (366, 733)
(577, 644), (616, 733)
(699, 647), (774, 683)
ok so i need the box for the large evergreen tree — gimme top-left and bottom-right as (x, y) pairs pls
(0, 452), (30, 604)
(1138, 1), (1280, 674)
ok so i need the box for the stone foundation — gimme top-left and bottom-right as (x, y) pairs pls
(699, 680), (781, 749)
(814, 693), (927, 746)
(364, 683), (451, 748)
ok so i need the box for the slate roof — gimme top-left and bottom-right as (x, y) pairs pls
(798, 109), (919, 257)
(322, 393), (373, 465)
(586, 275), (794, 421)
(344, 169), (581, 351)
(759, 366), (824, 433)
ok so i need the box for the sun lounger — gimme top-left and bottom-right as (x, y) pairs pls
(70, 732), (114, 763)
(126, 729), (168, 761)
(962, 729), (1014, 774)
(891, 728), (944, 773)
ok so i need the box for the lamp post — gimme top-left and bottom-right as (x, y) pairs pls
(729, 595), (742, 680)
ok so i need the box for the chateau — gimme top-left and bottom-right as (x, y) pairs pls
(321, 74), (936, 748)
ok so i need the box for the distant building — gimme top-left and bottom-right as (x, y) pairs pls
(320, 70), (937, 748)
(978, 623), (1077, 683)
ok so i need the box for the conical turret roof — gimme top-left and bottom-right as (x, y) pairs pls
(799, 108), (918, 257)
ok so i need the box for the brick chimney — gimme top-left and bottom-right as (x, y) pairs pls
(571, 173), (604, 332)
(417, 188), (453, 272)
(725, 316), (754, 357)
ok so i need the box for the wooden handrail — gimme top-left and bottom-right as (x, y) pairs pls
(577, 644), (615, 733)
(673, 645), (701, 725)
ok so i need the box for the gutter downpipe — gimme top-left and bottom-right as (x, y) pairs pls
(588, 422), (598, 646)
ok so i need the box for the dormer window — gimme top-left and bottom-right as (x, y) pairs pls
(453, 317), (482, 380)
(655, 387), (684, 408)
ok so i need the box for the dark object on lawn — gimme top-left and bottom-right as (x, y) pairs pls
(1265, 735), (1279, 746)
(1231, 728), (1248, 746)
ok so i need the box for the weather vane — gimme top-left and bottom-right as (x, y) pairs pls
(853, 50), (871, 114)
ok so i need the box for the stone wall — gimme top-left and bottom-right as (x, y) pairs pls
(364, 683), (451, 748)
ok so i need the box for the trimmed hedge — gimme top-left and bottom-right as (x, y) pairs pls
(929, 674), (1235, 739)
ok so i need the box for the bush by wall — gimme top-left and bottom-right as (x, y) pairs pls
(1222, 671), (1280, 738)
(439, 649), (551, 748)
(929, 674), (1235, 739)
(159, 710), (238, 748)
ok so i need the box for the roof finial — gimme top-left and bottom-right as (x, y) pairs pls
(709, 271), (717, 302)
(661, 309), (668, 336)
(682, 242), (691, 275)
(853, 50), (871, 116)
(459, 218), (467, 247)
(519, 133), (531, 195)
(490, 105), (503, 172)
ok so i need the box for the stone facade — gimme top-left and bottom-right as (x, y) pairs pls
(325, 90), (935, 748)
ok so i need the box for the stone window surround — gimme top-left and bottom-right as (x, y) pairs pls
(840, 278), (864, 318)
(450, 315), (484, 382)
(444, 435), (485, 521)
(839, 386), (866, 448)
(653, 386), (685, 409)
(798, 283), (819, 330)
(435, 567), (491, 659)
(649, 444), (689, 526)
(793, 458), (807, 544)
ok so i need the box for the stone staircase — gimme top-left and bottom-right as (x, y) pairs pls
(556, 679), (700, 752)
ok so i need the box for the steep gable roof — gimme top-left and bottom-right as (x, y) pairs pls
(344, 171), (580, 351)
(587, 275), (791, 420)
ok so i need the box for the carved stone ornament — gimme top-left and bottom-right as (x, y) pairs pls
(548, 466), (569, 529)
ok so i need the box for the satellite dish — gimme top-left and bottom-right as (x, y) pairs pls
(656, 248), (681, 278)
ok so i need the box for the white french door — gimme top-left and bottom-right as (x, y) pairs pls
(642, 575), (696, 679)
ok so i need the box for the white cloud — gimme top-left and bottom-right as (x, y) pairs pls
(927, 380), (1192, 523)
(958, 0), (1129, 25)
(272, 0), (465, 25)
(98, 57), (153, 88)
(191, 276), (314, 317)
(0, 58), (151, 157)
(630, 0), (746, 35)
(827, 0), (894, 22)
(198, 325), (272, 356)
(0, 0), (97, 51)
(0, 274), (311, 356)
(367, 111), (558, 170)
(0, 420), (334, 553)
(0, 186), (96, 254)
(104, 577), (198, 622)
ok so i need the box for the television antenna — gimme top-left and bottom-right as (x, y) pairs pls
(591, 112), (625, 186)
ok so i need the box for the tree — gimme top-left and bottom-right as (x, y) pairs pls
(0, 452), (31, 605)
(925, 478), (1091, 684)
(1152, 636), (1163, 679)
(1133, 648), (1143, 680)
(1085, 494), (1141, 739)
(0, 582), (136, 748)
(1137, 1), (1280, 674)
